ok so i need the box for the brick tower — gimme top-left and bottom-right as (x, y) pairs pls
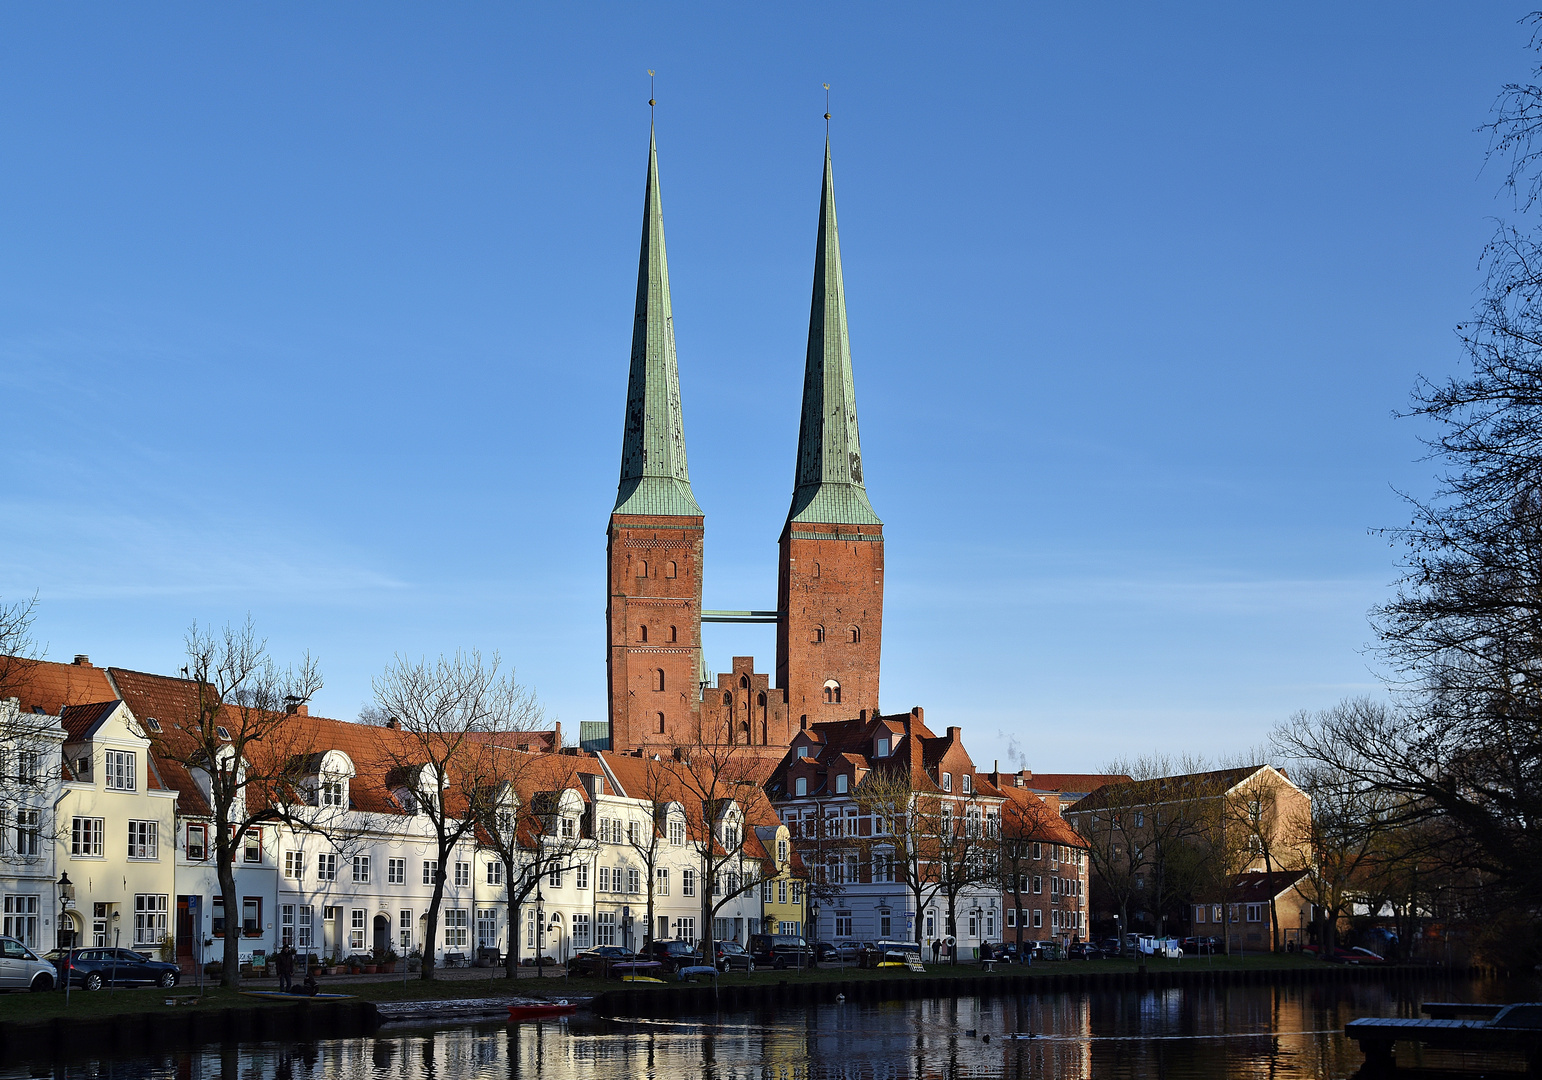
(777, 139), (884, 727)
(607, 127), (705, 751)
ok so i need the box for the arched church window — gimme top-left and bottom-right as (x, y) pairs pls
(823, 679), (841, 705)
(740, 676), (749, 689)
(723, 693), (732, 706)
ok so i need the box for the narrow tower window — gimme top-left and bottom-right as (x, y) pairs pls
(656, 712), (666, 734)
(812, 562), (821, 578)
(654, 669), (665, 692)
(848, 626), (860, 644)
(823, 680), (841, 705)
(811, 625), (825, 644)
(639, 625), (648, 643)
(669, 625), (678, 642)
(637, 560), (648, 578)
(665, 561), (677, 579)
(723, 693), (732, 706)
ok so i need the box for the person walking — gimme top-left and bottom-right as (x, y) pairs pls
(275, 945), (296, 993)
(930, 938), (941, 964)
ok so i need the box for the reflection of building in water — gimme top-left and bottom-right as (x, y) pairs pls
(987, 992), (1094, 1079)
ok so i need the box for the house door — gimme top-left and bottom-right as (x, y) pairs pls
(176, 898), (195, 961)
(373, 914), (389, 956)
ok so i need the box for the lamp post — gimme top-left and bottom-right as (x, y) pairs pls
(110, 911), (121, 995)
(535, 889), (545, 981)
(807, 901), (819, 970)
(57, 874), (74, 1004)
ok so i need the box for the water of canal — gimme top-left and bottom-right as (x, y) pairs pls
(9, 975), (1535, 1080)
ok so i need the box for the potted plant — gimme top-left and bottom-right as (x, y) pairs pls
(160, 935), (176, 963)
(378, 948), (398, 973)
(327, 952), (344, 976)
(406, 947), (422, 973)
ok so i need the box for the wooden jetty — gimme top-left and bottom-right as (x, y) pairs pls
(1346, 1002), (1542, 1074)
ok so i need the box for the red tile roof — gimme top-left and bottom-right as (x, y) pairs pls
(3, 657), (116, 715)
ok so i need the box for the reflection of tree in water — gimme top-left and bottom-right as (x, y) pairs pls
(14, 978), (1496, 1080)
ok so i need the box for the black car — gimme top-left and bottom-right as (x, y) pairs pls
(58, 947), (180, 989)
(699, 940), (753, 972)
(645, 939), (699, 973)
(1180, 936), (1219, 955)
(1066, 941), (1102, 960)
(747, 933), (815, 969)
(813, 941), (838, 962)
(567, 945), (638, 978)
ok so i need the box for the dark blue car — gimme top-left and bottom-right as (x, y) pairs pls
(57, 947), (180, 989)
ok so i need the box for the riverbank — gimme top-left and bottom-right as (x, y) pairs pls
(0, 957), (1492, 1066)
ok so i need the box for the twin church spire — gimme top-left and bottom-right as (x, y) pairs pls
(613, 129), (878, 526)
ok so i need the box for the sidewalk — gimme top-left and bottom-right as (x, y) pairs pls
(231, 963), (574, 990)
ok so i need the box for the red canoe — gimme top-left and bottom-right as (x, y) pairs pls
(507, 1001), (578, 1021)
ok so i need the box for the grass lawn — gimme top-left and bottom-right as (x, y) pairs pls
(0, 952), (1337, 1024)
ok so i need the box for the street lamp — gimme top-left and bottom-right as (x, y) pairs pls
(110, 911), (121, 995)
(535, 888), (545, 980)
(57, 874), (75, 1005)
(807, 901), (819, 970)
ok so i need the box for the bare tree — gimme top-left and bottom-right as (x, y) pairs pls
(999, 791), (1064, 950)
(854, 770), (942, 948)
(371, 650), (544, 980)
(661, 741), (772, 982)
(157, 620), (324, 988)
(1274, 702), (1410, 954)
(471, 750), (590, 979)
(910, 787), (999, 964)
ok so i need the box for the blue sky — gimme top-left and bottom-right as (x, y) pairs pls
(0, 5), (1529, 770)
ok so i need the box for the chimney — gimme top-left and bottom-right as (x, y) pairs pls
(385, 717), (399, 730)
(554, 720), (562, 748)
(947, 726), (961, 742)
(73, 655), (91, 667)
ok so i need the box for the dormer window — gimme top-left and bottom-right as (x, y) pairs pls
(215, 726), (231, 741)
(796, 745), (809, 759)
(962, 774), (972, 795)
(941, 772), (952, 793)
(320, 779), (345, 807)
(875, 737), (890, 758)
(835, 774), (849, 794)
(795, 777), (808, 797)
(145, 717), (162, 733)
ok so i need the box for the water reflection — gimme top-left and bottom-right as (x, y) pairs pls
(8, 977), (1528, 1080)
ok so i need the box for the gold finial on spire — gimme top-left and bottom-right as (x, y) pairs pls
(648, 70), (656, 112)
(823, 82), (831, 133)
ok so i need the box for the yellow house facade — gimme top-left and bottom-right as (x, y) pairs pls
(57, 700), (178, 954)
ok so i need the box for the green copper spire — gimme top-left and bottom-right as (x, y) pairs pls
(614, 126), (702, 517)
(786, 139), (881, 528)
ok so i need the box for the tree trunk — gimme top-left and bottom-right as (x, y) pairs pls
(421, 857), (448, 980)
(217, 854), (240, 988)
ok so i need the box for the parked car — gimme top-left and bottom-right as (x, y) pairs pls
(566, 945), (638, 978)
(1066, 941), (1103, 960)
(1180, 936), (1220, 955)
(699, 940), (754, 972)
(747, 933), (815, 969)
(57, 947), (178, 990)
(1097, 937), (1123, 956)
(830, 940), (868, 961)
(0, 937), (55, 992)
(645, 940), (700, 974)
(813, 941), (838, 962)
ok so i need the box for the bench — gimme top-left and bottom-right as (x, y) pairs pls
(444, 952), (468, 968)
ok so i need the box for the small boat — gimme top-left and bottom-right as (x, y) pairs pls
(620, 974), (664, 983)
(507, 1000), (577, 1021)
